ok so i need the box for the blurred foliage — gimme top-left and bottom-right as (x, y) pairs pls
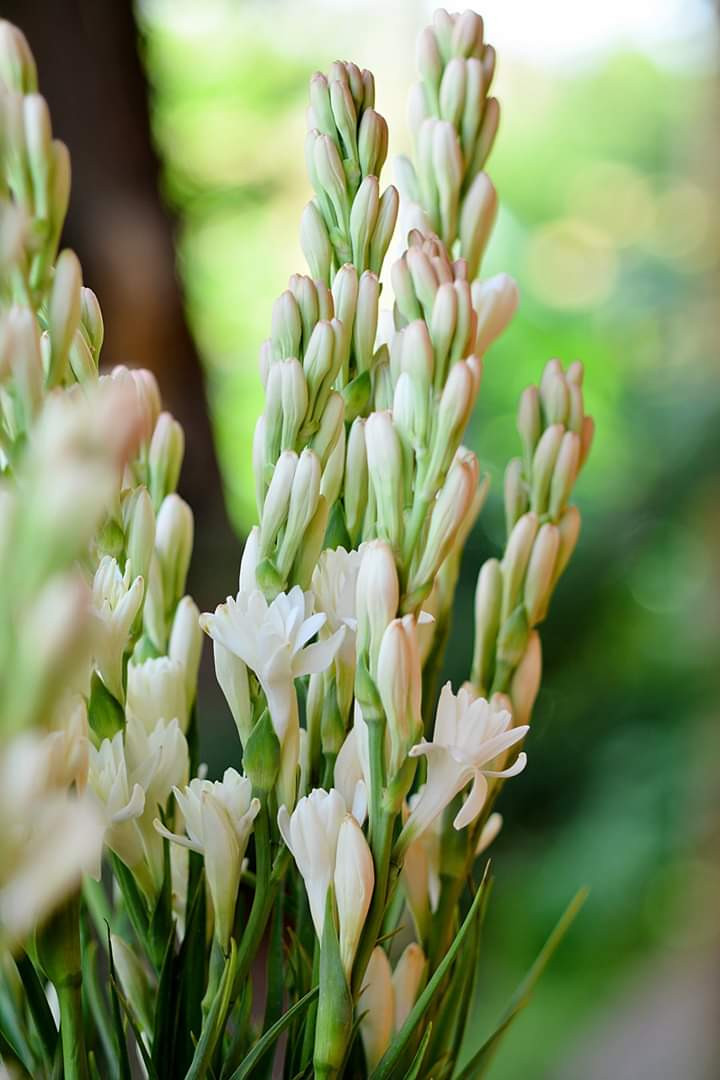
(138, 3), (718, 1075)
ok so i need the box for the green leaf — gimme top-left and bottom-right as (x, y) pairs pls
(88, 670), (125, 739)
(16, 950), (59, 1064)
(109, 854), (150, 948)
(256, 891), (285, 1079)
(150, 923), (177, 1080)
(0, 977), (35, 1075)
(109, 968), (159, 1080)
(148, 827), (174, 970)
(106, 930), (133, 1080)
(370, 863), (492, 1080)
(453, 887), (589, 1080)
(227, 986), (319, 1080)
(185, 940), (238, 1080)
(405, 1023), (433, 1080)
(174, 856), (208, 1075)
(83, 940), (118, 1080)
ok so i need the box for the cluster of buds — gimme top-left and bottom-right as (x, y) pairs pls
(472, 359), (594, 722)
(397, 8), (499, 276)
(302, 61), (398, 281)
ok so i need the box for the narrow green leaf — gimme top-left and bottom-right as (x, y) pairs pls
(227, 986), (319, 1080)
(106, 930), (133, 1080)
(83, 940), (118, 1080)
(256, 891), (285, 1079)
(0, 981), (35, 1075)
(109, 973), (158, 1080)
(453, 887), (588, 1080)
(150, 922), (177, 1079)
(405, 1023), (433, 1080)
(175, 856), (207, 1075)
(148, 829), (173, 970)
(370, 864), (492, 1080)
(16, 950), (59, 1063)
(185, 940), (238, 1080)
(110, 854), (150, 947)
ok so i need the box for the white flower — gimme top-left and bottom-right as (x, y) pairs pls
(87, 733), (146, 882)
(334, 710), (369, 825)
(376, 615), (423, 777)
(201, 586), (344, 807)
(126, 655), (188, 733)
(400, 683), (527, 846)
(311, 547), (361, 720)
(92, 555), (143, 703)
(334, 816), (374, 978)
(156, 769), (259, 949)
(278, 788), (349, 941)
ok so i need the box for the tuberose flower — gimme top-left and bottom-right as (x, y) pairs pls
(200, 586), (344, 807)
(399, 683), (527, 848)
(155, 768), (259, 949)
(91, 555), (143, 703)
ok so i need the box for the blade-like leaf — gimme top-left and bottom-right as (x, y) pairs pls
(106, 929), (133, 1080)
(150, 922), (177, 1080)
(110, 854), (150, 947)
(185, 940), (238, 1080)
(83, 939), (119, 1080)
(370, 863), (492, 1080)
(16, 950), (59, 1064)
(453, 887), (588, 1080)
(256, 890), (285, 1080)
(227, 985), (319, 1080)
(405, 1023), (433, 1080)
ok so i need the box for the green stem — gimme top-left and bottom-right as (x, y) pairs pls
(366, 713), (386, 848)
(351, 809), (395, 998)
(57, 975), (88, 1080)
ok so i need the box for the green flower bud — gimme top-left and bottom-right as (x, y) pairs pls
(155, 494), (194, 616)
(391, 253), (423, 325)
(353, 271), (380, 373)
(365, 411), (404, 553)
(259, 450), (297, 557)
(345, 418), (368, 543)
(320, 422), (346, 507)
(149, 412), (185, 508)
(301, 200), (333, 284)
(349, 175), (379, 271)
(504, 457), (527, 536)
(124, 485), (155, 584)
(567, 380), (584, 434)
(311, 389), (344, 467)
(430, 281), (457, 385)
(280, 358), (309, 450)
(23, 93), (51, 219)
(449, 278), (475, 365)
(290, 494), (329, 590)
(277, 449), (321, 576)
(361, 67), (375, 110)
(288, 273), (319, 350)
(271, 289), (302, 360)
(530, 424), (563, 516)
(424, 358), (476, 493)
(417, 26), (442, 95)
(541, 361), (570, 426)
(373, 356), (393, 411)
(460, 57), (485, 159)
(549, 431), (581, 520)
(48, 248), (82, 386)
(309, 72), (335, 136)
(496, 603), (529, 672)
(409, 450), (478, 597)
(406, 244), (438, 321)
(169, 595), (203, 707)
(330, 77), (358, 161)
(68, 329), (96, 383)
(433, 121), (463, 245)
(80, 286), (104, 360)
(517, 385), (541, 468)
(303, 320), (338, 418)
(551, 505), (581, 590)
(358, 108), (388, 178)
(471, 557), (502, 693)
(524, 523), (560, 625)
(0, 20), (37, 92)
(314, 133), (349, 227)
(501, 511), (538, 621)
(244, 708), (281, 794)
(466, 95), (499, 178)
(48, 139), (70, 254)
(341, 369), (371, 422)
(1, 306), (43, 428)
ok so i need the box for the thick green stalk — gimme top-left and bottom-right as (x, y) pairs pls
(57, 975), (88, 1080)
(39, 894), (88, 1080)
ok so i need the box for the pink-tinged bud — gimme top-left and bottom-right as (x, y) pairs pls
(392, 943), (426, 1030)
(452, 10), (484, 58)
(471, 272), (518, 356)
(334, 815), (374, 978)
(471, 557), (503, 693)
(530, 424), (564, 516)
(524, 523), (560, 625)
(510, 631), (542, 727)
(552, 505), (581, 588)
(417, 27), (442, 91)
(439, 57), (466, 127)
(549, 431), (581, 519)
(501, 512), (539, 620)
(460, 173), (498, 280)
(517, 384), (541, 464)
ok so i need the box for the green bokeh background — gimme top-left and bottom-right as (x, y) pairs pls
(137, 2), (719, 1074)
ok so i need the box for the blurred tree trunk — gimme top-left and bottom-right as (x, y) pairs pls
(6, 0), (238, 609)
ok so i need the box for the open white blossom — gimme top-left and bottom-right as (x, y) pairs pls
(91, 555), (143, 703)
(278, 786), (371, 973)
(87, 733), (146, 883)
(311, 547), (361, 720)
(400, 683), (527, 846)
(155, 768), (259, 949)
(200, 586), (344, 806)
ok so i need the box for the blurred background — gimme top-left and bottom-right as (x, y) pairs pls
(7, 0), (719, 1075)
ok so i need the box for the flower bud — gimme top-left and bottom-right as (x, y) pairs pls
(460, 172), (497, 279)
(549, 430), (581, 519)
(360, 947), (394, 1069)
(417, 26), (442, 93)
(330, 77), (358, 159)
(127, 655), (188, 732)
(213, 641), (252, 745)
(424, 359), (476, 492)
(155, 494), (194, 615)
(1, 306), (43, 428)
(358, 108), (388, 178)
(301, 200), (333, 283)
(580, 415), (595, 470)
(353, 271), (380, 373)
(149, 412), (184, 508)
(501, 512), (538, 621)
(356, 540), (399, 673)
(277, 449), (321, 576)
(392, 943), (426, 1030)
(504, 457), (527, 536)
(309, 72), (335, 136)
(524, 523), (560, 625)
(0, 21), (37, 92)
(290, 495), (329, 591)
(124, 485), (155, 584)
(334, 815), (374, 978)
(169, 596), (202, 707)
(471, 272), (519, 357)
(271, 289), (302, 360)
(541, 362), (570, 426)
(259, 450), (297, 557)
(510, 631), (542, 727)
(48, 248), (82, 385)
(365, 411), (404, 552)
(530, 424), (564, 516)
(368, 184), (399, 276)
(345, 418), (368, 542)
(430, 281), (457, 385)
(279, 358), (308, 450)
(552, 505), (581, 589)
(350, 175), (379, 271)
(311, 389), (344, 467)
(439, 56), (466, 127)
(392, 253), (423, 325)
(517, 385), (541, 466)
(314, 133), (349, 225)
(321, 421), (346, 507)
(410, 450), (477, 592)
(467, 95), (499, 177)
(49, 139), (70, 245)
(433, 121), (463, 245)
(461, 57), (484, 157)
(303, 320), (338, 417)
(23, 93), (51, 219)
